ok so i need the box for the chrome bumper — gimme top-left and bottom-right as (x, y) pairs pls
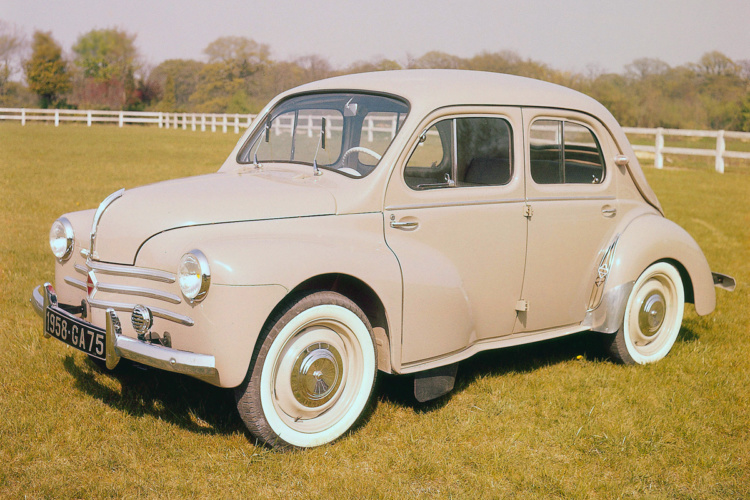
(31, 283), (220, 385)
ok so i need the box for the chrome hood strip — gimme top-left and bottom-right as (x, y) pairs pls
(86, 260), (175, 283)
(88, 299), (194, 327)
(90, 188), (124, 260)
(96, 282), (182, 304)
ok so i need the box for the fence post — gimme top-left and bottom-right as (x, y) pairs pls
(174, 113), (178, 129)
(715, 130), (725, 173)
(192, 114), (196, 131)
(158, 112), (163, 128)
(247, 114), (252, 129)
(391, 116), (397, 138)
(166, 113), (170, 129)
(21, 108), (26, 126)
(222, 114), (228, 133)
(119, 111), (124, 127)
(367, 118), (374, 142)
(211, 115), (216, 132)
(307, 115), (313, 137)
(234, 114), (239, 134)
(54, 110), (59, 127)
(201, 114), (206, 132)
(87, 111), (92, 126)
(655, 127), (664, 169)
(182, 113), (187, 130)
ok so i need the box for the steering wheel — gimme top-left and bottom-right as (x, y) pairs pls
(341, 147), (382, 163)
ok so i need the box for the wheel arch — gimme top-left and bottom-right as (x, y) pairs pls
(259, 273), (393, 374)
(605, 214), (715, 315)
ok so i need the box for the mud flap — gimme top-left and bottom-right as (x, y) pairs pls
(414, 362), (459, 402)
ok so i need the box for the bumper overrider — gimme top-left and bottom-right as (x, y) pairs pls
(31, 283), (220, 385)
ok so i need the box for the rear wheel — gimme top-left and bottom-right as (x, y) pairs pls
(235, 291), (377, 449)
(606, 262), (685, 364)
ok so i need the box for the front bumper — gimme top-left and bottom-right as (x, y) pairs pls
(31, 283), (220, 385)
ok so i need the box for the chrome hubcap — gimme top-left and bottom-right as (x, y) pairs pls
(290, 342), (343, 408)
(638, 291), (666, 338)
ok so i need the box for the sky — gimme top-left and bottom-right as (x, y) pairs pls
(2, 0), (749, 74)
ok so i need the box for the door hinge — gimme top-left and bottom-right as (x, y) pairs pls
(515, 299), (529, 312)
(523, 205), (533, 219)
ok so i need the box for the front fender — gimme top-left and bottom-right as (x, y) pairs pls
(135, 213), (403, 368)
(603, 213), (716, 317)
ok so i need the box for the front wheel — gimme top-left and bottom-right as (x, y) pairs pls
(606, 262), (685, 364)
(235, 291), (377, 449)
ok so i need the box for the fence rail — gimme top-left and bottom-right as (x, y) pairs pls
(2, 108), (749, 173)
(622, 127), (750, 173)
(0, 107), (256, 133)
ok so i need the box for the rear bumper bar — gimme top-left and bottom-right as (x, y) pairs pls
(31, 283), (220, 385)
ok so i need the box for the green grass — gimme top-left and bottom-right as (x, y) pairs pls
(1, 123), (749, 498)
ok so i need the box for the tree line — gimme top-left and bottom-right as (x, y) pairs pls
(2, 22), (749, 131)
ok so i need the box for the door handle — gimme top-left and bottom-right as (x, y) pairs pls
(601, 205), (617, 218)
(390, 220), (419, 230)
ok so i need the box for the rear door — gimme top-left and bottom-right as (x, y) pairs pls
(515, 108), (618, 333)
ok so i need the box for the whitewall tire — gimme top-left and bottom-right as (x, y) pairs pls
(235, 291), (377, 449)
(606, 262), (685, 365)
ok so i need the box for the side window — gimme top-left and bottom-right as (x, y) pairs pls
(405, 116), (513, 190)
(530, 119), (605, 184)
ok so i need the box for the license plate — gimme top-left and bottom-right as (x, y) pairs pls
(45, 306), (106, 360)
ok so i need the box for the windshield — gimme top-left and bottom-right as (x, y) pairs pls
(238, 92), (409, 178)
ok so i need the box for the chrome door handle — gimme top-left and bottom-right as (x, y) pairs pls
(601, 205), (617, 218)
(390, 221), (419, 229)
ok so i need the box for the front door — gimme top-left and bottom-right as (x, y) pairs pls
(384, 107), (527, 365)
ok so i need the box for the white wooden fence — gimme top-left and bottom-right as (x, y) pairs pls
(623, 127), (750, 174)
(0, 107), (255, 133)
(2, 108), (749, 173)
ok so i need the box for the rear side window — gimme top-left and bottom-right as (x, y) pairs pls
(405, 116), (513, 190)
(529, 120), (605, 184)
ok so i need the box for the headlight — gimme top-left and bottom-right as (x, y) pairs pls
(49, 218), (74, 261)
(178, 250), (211, 302)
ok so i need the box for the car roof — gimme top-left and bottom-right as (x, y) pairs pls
(288, 69), (600, 115)
(275, 70), (663, 214)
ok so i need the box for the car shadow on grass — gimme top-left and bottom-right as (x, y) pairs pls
(377, 331), (615, 413)
(62, 355), (250, 438)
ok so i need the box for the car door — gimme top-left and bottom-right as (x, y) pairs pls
(384, 107), (527, 366)
(515, 108), (618, 333)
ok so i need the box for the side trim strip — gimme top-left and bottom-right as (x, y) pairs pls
(386, 198), (525, 211)
(526, 195), (616, 202)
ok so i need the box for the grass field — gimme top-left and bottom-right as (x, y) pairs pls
(1, 123), (748, 498)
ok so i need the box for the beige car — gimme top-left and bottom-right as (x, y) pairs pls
(31, 70), (734, 449)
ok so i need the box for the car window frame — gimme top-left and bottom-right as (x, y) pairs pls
(403, 113), (515, 191)
(528, 117), (606, 186)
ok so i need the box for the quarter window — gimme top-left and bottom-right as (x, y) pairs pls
(405, 116), (513, 190)
(529, 120), (605, 184)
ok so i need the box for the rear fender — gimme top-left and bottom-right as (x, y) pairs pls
(586, 214), (716, 333)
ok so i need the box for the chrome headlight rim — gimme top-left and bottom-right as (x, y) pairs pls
(50, 217), (75, 262)
(178, 249), (211, 303)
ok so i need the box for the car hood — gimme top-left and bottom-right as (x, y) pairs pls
(93, 171), (337, 264)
